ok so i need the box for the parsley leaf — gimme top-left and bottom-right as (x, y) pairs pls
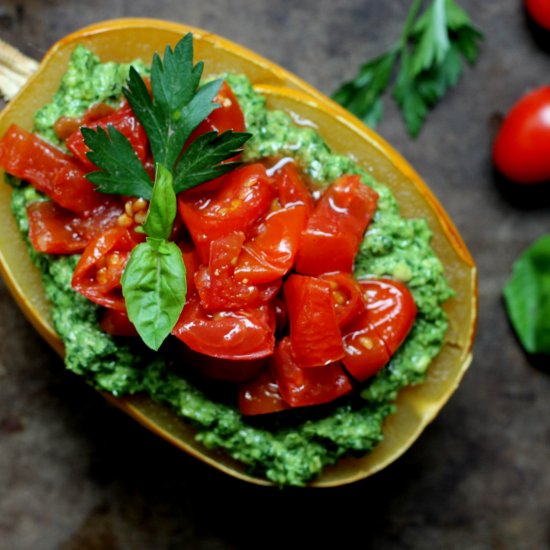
(173, 130), (252, 193)
(124, 34), (222, 172)
(332, 0), (483, 137)
(82, 125), (153, 198)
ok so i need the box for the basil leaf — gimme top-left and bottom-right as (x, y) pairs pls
(142, 163), (176, 241)
(503, 235), (550, 355)
(122, 239), (186, 351)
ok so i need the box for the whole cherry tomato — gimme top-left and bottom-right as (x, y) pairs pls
(493, 86), (550, 184)
(525, 0), (550, 30)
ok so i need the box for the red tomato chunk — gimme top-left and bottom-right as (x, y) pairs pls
(0, 124), (107, 213)
(271, 337), (352, 408)
(284, 274), (345, 368)
(295, 174), (378, 275)
(178, 163), (277, 262)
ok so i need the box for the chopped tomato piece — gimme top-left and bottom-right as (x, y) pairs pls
(195, 232), (281, 310)
(239, 369), (291, 415)
(273, 161), (314, 215)
(295, 174), (378, 275)
(358, 279), (417, 354)
(189, 81), (246, 140)
(320, 272), (364, 328)
(342, 279), (417, 381)
(100, 308), (138, 337)
(341, 315), (390, 382)
(0, 124), (107, 213)
(271, 338), (352, 407)
(65, 103), (148, 170)
(178, 163), (276, 262)
(234, 203), (307, 284)
(27, 201), (88, 254)
(54, 103), (116, 140)
(172, 296), (276, 360)
(72, 227), (141, 311)
(284, 274), (344, 367)
(27, 199), (123, 254)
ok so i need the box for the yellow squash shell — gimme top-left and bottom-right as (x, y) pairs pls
(0, 18), (477, 487)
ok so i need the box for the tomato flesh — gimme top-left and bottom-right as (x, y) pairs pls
(234, 203), (307, 284)
(239, 369), (290, 415)
(295, 174), (378, 275)
(273, 161), (314, 215)
(172, 296), (276, 360)
(0, 124), (107, 213)
(342, 279), (417, 381)
(66, 102), (148, 171)
(195, 231), (281, 310)
(284, 274), (344, 367)
(189, 81), (246, 140)
(271, 338), (352, 408)
(72, 226), (141, 310)
(178, 163), (276, 262)
(100, 308), (138, 337)
(320, 272), (364, 328)
(27, 199), (123, 254)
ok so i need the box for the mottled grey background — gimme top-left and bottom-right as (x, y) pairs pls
(0, 1), (549, 549)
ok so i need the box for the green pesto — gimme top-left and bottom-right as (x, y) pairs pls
(8, 47), (452, 486)
(34, 45), (149, 145)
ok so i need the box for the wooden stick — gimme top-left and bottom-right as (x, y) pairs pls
(0, 38), (38, 100)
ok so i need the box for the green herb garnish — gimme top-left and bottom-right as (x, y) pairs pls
(83, 33), (251, 349)
(504, 235), (550, 356)
(332, 0), (483, 137)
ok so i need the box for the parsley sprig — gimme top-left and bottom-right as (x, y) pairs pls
(82, 34), (251, 349)
(332, 0), (483, 137)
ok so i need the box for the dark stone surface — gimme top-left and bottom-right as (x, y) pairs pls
(0, 1), (549, 548)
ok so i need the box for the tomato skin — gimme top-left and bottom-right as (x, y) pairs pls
(65, 103), (148, 170)
(320, 272), (364, 328)
(189, 81), (246, 140)
(273, 161), (314, 215)
(178, 163), (276, 262)
(0, 124), (105, 213)
(234, 203), (307, 284)
(525, 0), (550, 30)
(342, 279), (417, 381)
(271, 338), (352, 408)
(284, 274), (344, 367)
(71, 226), (141, 310)
(195, 232), (281, 310)
(295, 175), (378, 275)
(27, 199), (124, 254)
(493, 86), (550, 184)
(100, 308), (138, 337)
(239, 369), (290, 415)
(359, 279), (417, 354)
(172, 296), (276, 360)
